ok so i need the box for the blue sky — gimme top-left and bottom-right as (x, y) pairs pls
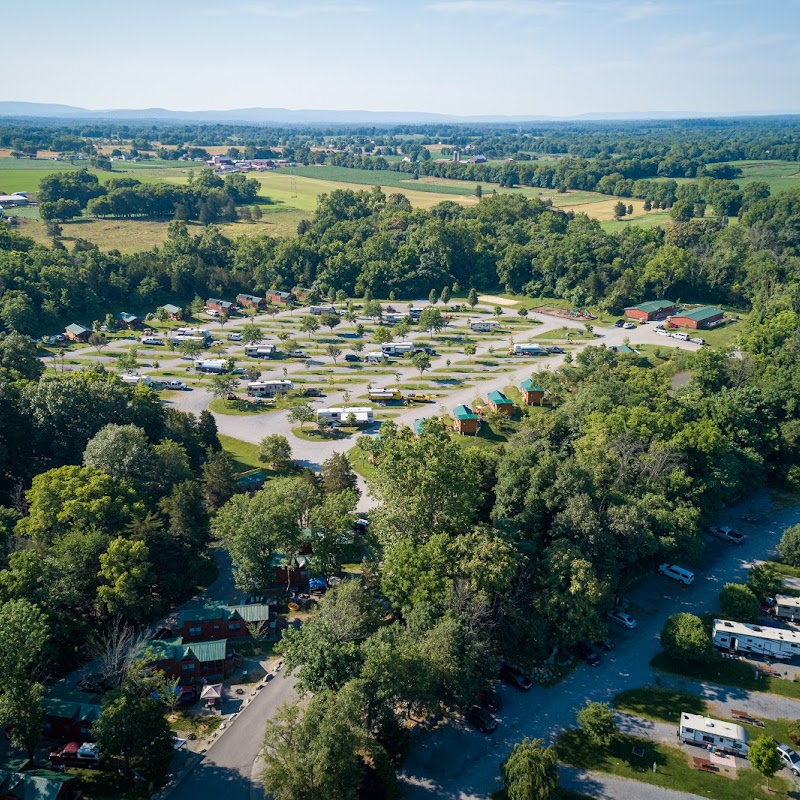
(8, 0), (800, 116)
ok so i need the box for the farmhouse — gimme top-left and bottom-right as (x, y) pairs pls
(148, 637), (234, 680)
(678, 713), (748, 756)
(236, 293), (266, 310)
(43, 690), (101, 742)
(0, 767), (77, 800)
(624, 300), (677, 321)
(452, 404), (479, 435)
(180, 601), (272, 642)
(520, 379), (545, 405)
(712, 618), (800, 660)
(266, 290), (293, 305)
(205, 298), (234, 315)
(487, 390), (514, 415)
(114, 311), (141, 330)
(669, 306), (726, 329)
(161, 303), (183, 320)
(774, 595), (800, 621)
(64, 323), (91, 343)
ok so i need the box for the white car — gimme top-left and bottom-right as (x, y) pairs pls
(623, 322), (636, 329)
(228, 333), (243, 341)
(656, 329), (671, 337)
(690, 337), (705, 345)
(206, 309), (220, 317)
(671, 332), (689, 341)
(777, 743), (800, 776)
(607, 609), (637, 629)
(658, 564), (695, 585)
(166, 380), (187, 390)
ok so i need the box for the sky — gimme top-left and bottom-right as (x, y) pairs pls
(7, 0), (800, 117)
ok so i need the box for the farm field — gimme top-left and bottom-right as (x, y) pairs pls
(728, 159), (800, 193)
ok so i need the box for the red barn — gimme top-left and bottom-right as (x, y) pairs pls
(624, 300), (677, 322)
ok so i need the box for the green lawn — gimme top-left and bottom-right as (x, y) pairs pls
(68, 768), (149, 800)
(218, 434), (262, 473)
(291, 425), (357, 442)
(600, 211), (673, 233)
(208, 397), (272, 416)
(651, 652), (800, 701)
(531, 326), (597, 341)
(169, 710), (223, 738)
(556, 731), (790, 800)
(615, 686), (706, 723)
(347, 445), (376, 481)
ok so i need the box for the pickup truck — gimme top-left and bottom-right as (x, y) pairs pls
(709, 525), (746, 544)
(50, 742), (102, 769)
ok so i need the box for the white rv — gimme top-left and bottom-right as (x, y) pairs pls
(712, 618), (800, 660)
(364, 352), (386, 364)
(119, 373), (152, 387)
(194, 359), (228, 374)
(247, 380), (293, 397)
(470, 320), (500, 333)
(316, 407), (374, 426)
(679, 713), (748, 756)
(774, 595), (800, 622)
(244, 344), (276, 358)
(309, 305), (336, 316)
(381, 342), (414, 357)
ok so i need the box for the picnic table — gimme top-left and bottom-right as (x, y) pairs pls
(731, 709), (765, 727)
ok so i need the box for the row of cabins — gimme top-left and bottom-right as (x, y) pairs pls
(451, 383), (544, 435)
(624, 300), (727, 329)
(0, 761), (78, 800)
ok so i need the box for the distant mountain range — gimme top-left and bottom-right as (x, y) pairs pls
(0, 101), (798, 125)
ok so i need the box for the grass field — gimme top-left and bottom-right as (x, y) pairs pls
(218, 434), (262, 473)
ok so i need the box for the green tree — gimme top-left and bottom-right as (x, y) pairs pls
(321, 452), (359, 495)
(201, 449), (236, 512)
(362, 300), (383, 321)
(89, 332), (110, 353)
(372, 325), (392, 344)
(300, 315), (320, 335)
(440, 286), (451, 305)
(748, 562), (782, 601)
(778, 524), (800, 567)
(96, 538), (156, 623)
(178, 339), (203, 360)
(326, 344), (342, 363)
(464, 343), (476, 361)
(320, 312), (340, 333)
(418, 307), (445, 336)
(501, 738), (559, 800)
(240, 322), (263, 345)
(116, 345), (140, 373)
(613, 201), (626, 219)
(2, 680), (44, 759)
(412, 351), (431, 376)
(259, 434), (292, 470)
(577, 701), (618, 746)
(288, 402), (316, 431)
(83, 423), (153, 482)
(428, 289), (437, 305)
(661, 613), (713, 664)
(210, 372), (239, 401)
(719, 583), (760, 622)
(748, 733), (782, 790)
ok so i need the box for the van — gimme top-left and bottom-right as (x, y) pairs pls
(655, 328), (671, 337)
(671, 332), (689, 341)
(658, 564), (694, 585)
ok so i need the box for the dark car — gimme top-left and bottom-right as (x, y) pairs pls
(302, 387), (322, 397)
(463, 705), (497, 734)
(480, 687), (502, 713)
(573, 642), (601, 667)
(499, 662), (532, 691)
(615, 319), (625, 327)
(344, 354), (361, 362)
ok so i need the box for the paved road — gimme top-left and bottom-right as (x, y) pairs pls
(169, 670), (298, 800)
(399, 492), (800, 799)
(559, 766), (708, 800)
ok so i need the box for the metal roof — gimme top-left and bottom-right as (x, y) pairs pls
(627, 300), (676, 313)
(65, 323), (90, 335)
(673, 306), (725, 321)
(713, 618), (800, 645)
(680, 713), (748, 742)
(521, 379), (544, 392)
(453, 404), (478, 420)
(161, 303), (182, 314)
(179, 602), (270, 625)
(488, 390), (511, 404)
(148, 637), (228, 663)
(0, 769), (75, 800)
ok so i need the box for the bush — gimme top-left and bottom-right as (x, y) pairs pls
(576, 701), (618, 746)
(748, 562), (782, 601)
(661, 613), (713, 664)
(778, 525), (800, 567)
(719, 583), (760, 622)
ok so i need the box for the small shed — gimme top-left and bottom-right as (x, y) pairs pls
(624, 300), (677, 321)
(520, 379), (544, 405)
(65, 323), (91, 343)
(161, 303), (183, 320)
(669, 306), (725, 330)
(487, 390), (514, 415)
(452, 404), (479, 435)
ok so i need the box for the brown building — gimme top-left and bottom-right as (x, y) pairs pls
(149, 637), (233, 681)
(487, 390), (514, 415)
(161, 303), (183, 320)
(205, 298), (234, 315)
(266, 290), (293, 305)
(668, 306), (726, 329)
(115, 312), (142, 330)
(236, 293), (266, 310)
(43, 691), (101, 742)
(180, 602), (271, 642)
(64, 324), (91, 343)
(452, 404), (479, 435)
(520, 379), (545, 405)
(624, 300), (677, 322)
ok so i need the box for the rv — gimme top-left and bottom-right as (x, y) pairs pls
(119, 373), (152, 387)
(194, 359), (228, 374)
(381, 342), (414, 357)
(775, 595), (800, 622)
(470, 320), (500, 333)
(385, 313), (405, 325)
(512, 343), (542, 356)
(309, 305), (337, 316)
(408, 308), (424, 321)
(316, 407), (374, 426)
(679, 713), (748, 756)
(364, 352), (386, 364)
(712, 618), (800, 660)
(244, 344), (276, 359)
(247, 380), (293, 397)
(368, 388), (402, 403)
(171, 327), (211, 346)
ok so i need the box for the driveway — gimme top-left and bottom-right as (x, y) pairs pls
(399, 492), (800, 799)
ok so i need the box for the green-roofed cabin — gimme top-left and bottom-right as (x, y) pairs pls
(0, 767), (76, 800)
(114, 311), (142, 330)
(64, 323), (90, 342)
(180, 602), (271, 641)
(236, 293), (266, 310)
(669, 306), (726, 329)
(161, 303), (183, 320)
(43, 690), (101, 741)
(624, 300), (677, 321)
(487, 390), (514, 415)
(520, 379), (545, 405)
(452, 404), (479, 435)
(147, 637), (233, 680)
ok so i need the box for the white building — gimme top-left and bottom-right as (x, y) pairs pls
(679, 713), (748, 756)
(712, 618), (800, 660)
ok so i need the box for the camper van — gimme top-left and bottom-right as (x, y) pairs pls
(368, 388), (402, 403)
(712, 618), (800, 660)
(316, 407), (374, 426)
(381, 342), (414, 357)
(246, 380), (293, 398)
(364, 352), (386, 364)
(679, 713), (748, 756)
(244, 344), (276, 359)
(470, 320), (500, 333)
(512, 343), (542, 356)
(309, 305), (337, 316)
(194, 359), (228, 374)
(774, 595), (800, 622)
(408, 308), (424, 321)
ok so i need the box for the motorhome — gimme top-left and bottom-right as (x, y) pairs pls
(775, 595), (800, 622)
(512, 343), (542, 356)
(244, 344), (276, 358)
(171, 327), (211, 346)
(712, 618), (800, 660)
(408, 308), (424, 321)
(368, 388), (402, 403)
(364, 352), (386, 364)
(309, 305), (337, 316)
(246, 380), (293, 397)
(194, 359), (228, 374)
(470, 320), (500, 333)
(678, 713), (749, 756)
(381, 342), (414, 357)
(316, 407), (374, 426)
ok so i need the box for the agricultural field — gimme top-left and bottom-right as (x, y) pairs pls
(727, 160), (800, 193)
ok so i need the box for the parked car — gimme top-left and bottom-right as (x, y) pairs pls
(671, 331), (689, 341)
(623, 322), (636, 329)
(499, 662), (532, 691)
(656, 328), (671, 337)
(228, 333), (243, 341)
(614, 319), (625, 327)
(463, 705), (498, 734)
(50, 742), (101, 769)
(302, 387), (322, 397)
(777, 743), (800, 776)
(289, 350), (308, 358)
(166, 380), (187, 390)
(658, 564), (695, 585)
(479, 687), (502, 713)
(572, 641), (601, 666)
(344, 354), (361, 362)
(607, 609), (637, 629)
(709, 525), (745, 544)
(690, 337), (706, 345)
